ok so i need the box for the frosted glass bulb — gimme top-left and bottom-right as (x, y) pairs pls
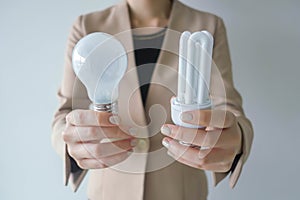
(72, 32), (127, 107)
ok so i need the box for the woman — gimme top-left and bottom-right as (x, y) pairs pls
(52, 0), (253, 199)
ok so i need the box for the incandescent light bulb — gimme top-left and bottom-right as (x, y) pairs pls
(72, 32), (128, 112)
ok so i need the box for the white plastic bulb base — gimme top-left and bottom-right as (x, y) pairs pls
(171, 98), (211, 129)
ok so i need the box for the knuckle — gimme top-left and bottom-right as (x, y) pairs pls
(225, 111), (235, 125)
(77, 158), (106, 170)
(102, 127), (112, 138)
(209, 130), (222, 145)
(76, 111), (85, 123)
(199, 157), (208, 166)
(62, 129), (72, 142)
(65, 113), (72, 123)
(220, 161), (231, 172)
(227, 111), (235, 120)
(176, 129), (184, 140)
(68, 110), (82, 124)
(94, 160), (105, 168)
(94, 145), (103, 158)
(224, 164), (231, 172)
(113, 141), (124, 151)
(196, 163), (203, 169)
(228, 149), (237, 157)
(67, 147), (77, 158)
(77, 160), (87, 169)
(201, 139), (210, 148)
(169, 144), (179, 155)
(88, 127), (98, 139)
(115, 128), (123, 138)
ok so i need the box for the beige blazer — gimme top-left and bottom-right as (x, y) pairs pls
(51, 0), (253, 199)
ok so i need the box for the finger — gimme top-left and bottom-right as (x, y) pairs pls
(77, 158), (107, 169)
(167, 151), (202, 169)
(77, 151), (131, 169)
(63, 126), (133, 143)
(161, 124), (223, 148)
(170, 151), (232, 172)
(162, 137), (234, 169)
(165, 145), (229, 172)
(100, 151), (132, 167)
(161, 124), (205, 146)
(68, 139), (136, 160)
(180, 110), (235, 129)
(66, 109), (118, 127)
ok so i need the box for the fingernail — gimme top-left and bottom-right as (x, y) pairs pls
(162, 139), (170, 149)
(129, 127), (138, 136)
(130, 139), (138, 147)
(109, 116), (120, 125)
(181, 112), (193, 121)
(161, 126), (171, 135)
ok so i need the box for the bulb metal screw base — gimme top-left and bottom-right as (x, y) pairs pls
(90, 101), (118, 113)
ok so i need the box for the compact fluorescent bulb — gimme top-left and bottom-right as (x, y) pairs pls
(171, 30), (214, 128)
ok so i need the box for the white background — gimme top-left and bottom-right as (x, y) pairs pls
(0, 0), (299, 199)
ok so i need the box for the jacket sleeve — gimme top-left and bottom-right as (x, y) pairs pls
(210, 17), (254, 188)
(51, 15), (89, 192)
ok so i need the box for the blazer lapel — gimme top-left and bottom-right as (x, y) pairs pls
(145, 0), (188, 131)
(91, 2), (148, 200)
(111, 0), (148, 127)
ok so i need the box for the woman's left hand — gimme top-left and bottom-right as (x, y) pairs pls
(161, 109), (242, 173)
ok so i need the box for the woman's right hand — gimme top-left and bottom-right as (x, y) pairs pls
(62, 109), (137, 169)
